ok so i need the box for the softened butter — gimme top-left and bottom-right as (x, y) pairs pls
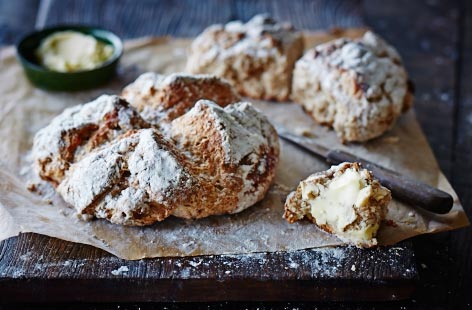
(36, 31), (113, 72)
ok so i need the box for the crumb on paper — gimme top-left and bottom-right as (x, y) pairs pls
(382, 136), (400, 144)
(111, 266), (129, 276)
(27, 183), (42, 195)
(351, 264), (356, 271)
(384, 219), (398, 227)
(294, 127), (317, 138)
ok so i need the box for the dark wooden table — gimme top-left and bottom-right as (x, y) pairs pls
(0, 0), (471, 309)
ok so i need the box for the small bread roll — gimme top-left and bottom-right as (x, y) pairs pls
(292, 31), (414, 142)
(284, 162), (391, 248)
(186, 14), (304, 101)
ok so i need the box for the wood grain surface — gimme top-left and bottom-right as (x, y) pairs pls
(0, 0), (471, 309)
(0, 234), (416, 302)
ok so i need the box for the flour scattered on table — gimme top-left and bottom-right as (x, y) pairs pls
(19, 251), (32, 261)
(111, 266), (129, 276)
(189, 259), (202, 267)
(180, 268), (191, 279)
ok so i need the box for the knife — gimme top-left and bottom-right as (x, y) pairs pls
(276, 127), (454, 214)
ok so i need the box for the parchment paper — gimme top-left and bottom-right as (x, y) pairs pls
(0, 31), (469, 260)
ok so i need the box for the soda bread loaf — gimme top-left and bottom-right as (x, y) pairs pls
(32, 75), (279, 226)
(284, 162), (391, 248)
(292, 31), (414, 142)
(186, 14), (304, 101)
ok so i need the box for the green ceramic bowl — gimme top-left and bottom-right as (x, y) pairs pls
(16, 25), (123, 91)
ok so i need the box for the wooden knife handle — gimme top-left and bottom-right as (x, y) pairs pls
(326, 150), (454, 214)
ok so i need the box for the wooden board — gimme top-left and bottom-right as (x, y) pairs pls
(0, 233), (417, 302)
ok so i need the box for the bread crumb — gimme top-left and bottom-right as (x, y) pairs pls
(384, 219), (398, 227)
(27, 183), (42, 195)
(382, 136), (400, 144)
(294, 127), (317, 138)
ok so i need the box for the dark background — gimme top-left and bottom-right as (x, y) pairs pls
(0, 0), (471, 309)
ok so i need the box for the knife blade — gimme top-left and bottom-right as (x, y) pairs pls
(276, 127), (454, 214)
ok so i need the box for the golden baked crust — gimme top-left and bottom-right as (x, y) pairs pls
(32, 76), (279, 226)
(292, 31), (414, 142)
(169, 100), (280, 218)
(284, 162), (391, 248)
(32, 95), (150, 186)
(122, 72), (241, 123)
(186, 14), (304, 101)
(57, 128), (199, 225)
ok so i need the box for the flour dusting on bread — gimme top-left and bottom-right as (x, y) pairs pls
(292, 31), (413, 142)
(32, 74), (279, 225)
(186, 14), (304, 101)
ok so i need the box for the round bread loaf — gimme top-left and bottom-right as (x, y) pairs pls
(186, 14), (304, 101)
(32, 74), (279, 226)
(292, 31), (414, 142)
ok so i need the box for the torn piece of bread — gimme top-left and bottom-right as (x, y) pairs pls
(284, 162), (391, 248)
(292, 31), (414, 142)
(186, 14), (304, 101)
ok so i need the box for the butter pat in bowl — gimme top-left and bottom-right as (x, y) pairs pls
(17, 25), (123, 91)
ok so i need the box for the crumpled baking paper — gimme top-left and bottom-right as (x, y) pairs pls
(0, 31), (468, 260)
